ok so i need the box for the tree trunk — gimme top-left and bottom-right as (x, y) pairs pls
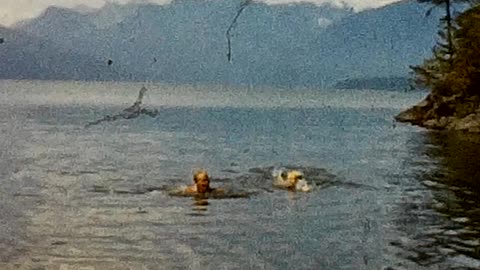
(445, 0), (454, 56)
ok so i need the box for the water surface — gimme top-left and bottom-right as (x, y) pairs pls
(1, 80), (479, 270)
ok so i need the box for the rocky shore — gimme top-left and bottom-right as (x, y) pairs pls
(395, 93), (480, 133)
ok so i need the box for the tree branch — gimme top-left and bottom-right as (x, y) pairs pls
(85, 86), (158, 128)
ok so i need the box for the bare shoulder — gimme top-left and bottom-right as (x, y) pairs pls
(183, 185), (197, 194)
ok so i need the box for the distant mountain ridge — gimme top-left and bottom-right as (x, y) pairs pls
(334, 76), (413, 90)
(0, 0), (445, 87)
(0, 26), (128, 81)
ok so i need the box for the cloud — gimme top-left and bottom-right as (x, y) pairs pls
(262, 0), (400, 10)
(0, 0), (171, 26)
(0, 0), (400, 26)
(317, 17), (333, 28)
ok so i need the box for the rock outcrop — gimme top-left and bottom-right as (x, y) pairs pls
(395, 93), (480, 133)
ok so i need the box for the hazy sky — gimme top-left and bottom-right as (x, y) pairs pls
(0, 0), (400, 26)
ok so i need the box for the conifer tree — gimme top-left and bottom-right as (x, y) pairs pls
(411, 1), (479, 97)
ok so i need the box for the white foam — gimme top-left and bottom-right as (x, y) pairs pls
(295, 179), (312, 192)
(271, 168), (312, 192)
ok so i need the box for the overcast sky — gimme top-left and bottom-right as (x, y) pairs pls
(0, 0), (401, 26)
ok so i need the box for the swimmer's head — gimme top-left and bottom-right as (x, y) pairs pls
(193, 170), (210, 193)
(286, 170), (304, 186)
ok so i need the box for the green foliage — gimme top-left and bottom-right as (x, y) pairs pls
(411, 3), (480, 97)
(450, 5), (480, 95)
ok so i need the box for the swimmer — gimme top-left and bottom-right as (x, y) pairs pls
(184, 170), (224, 195)
(274, 169), (312, 192)
(169, 170), (253, 199)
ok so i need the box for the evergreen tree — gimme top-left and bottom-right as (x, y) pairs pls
(420, 0), (456, 56)
(448, 4), (480, 96)
(418, 0), (476, 55)
(412, 2), (480, 97)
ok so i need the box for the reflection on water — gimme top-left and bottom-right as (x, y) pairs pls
(0, 114), (35, 264)
(390, 131), (480, 270)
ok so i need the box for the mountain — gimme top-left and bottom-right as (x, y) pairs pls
(13, 0), (352, 85)
(3, 0), (446, 87)
(0, 26), (129, 81)
(315, 0), (444, 82)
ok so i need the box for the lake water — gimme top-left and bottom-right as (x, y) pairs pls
(1, 80), (479, 270)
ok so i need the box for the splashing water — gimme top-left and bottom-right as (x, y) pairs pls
(271, 167), (313, 192)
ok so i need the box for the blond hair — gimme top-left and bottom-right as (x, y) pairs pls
(193, 170), (209, 183)
(287, 170), (304, 185)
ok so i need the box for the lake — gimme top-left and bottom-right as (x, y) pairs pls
(0, 80), (479, 270)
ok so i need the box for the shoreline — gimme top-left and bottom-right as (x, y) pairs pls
(395, 93), (480, 133)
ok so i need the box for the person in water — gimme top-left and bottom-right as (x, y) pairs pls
(275, 169), (312, 192)
(169, 170), (254, 199)
(184, 170), (223, 195)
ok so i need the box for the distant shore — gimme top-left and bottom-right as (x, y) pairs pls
(395, 93), (480, 133)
